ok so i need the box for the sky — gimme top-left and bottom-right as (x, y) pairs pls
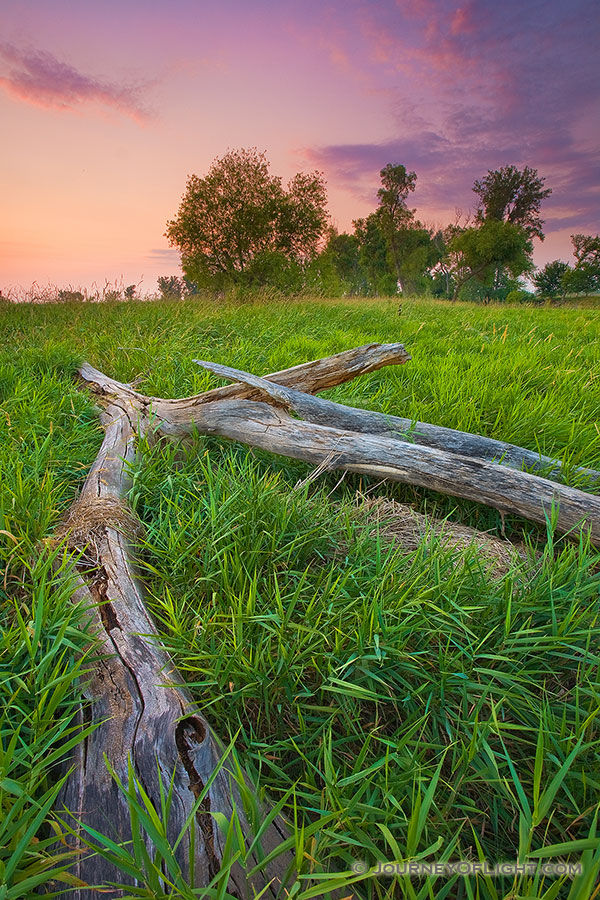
(1, 0), (598, 293)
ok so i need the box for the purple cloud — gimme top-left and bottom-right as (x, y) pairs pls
(305, 0), (600, 237)
(0, 44), (151, 121)
(308, 131), (599, 236)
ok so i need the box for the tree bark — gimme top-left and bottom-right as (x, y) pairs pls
(58, 344), (413, 897)
(79, 343), (599, 486)
(80, 360), (600, 544)
(192, 360), (600, 486)
(57, 343), (599, 896)
(78, 341), (412, 425)
(157, 393), (600, 545)
(57, 401), (295, 898)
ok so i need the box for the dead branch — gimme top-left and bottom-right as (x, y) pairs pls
(59, 344), (417, 897)
(57, 402), (293, 898)
(57, 343), (599, 896)
(192, 360), (600, 486)
(160, 395), (600, 544)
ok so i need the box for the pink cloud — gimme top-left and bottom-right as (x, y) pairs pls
(450, 4), (478, 36)
(0, 44), (151, 122)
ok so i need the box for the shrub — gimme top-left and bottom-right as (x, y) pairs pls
(57, 289), (84, 303)
(505, 288), (535, 304)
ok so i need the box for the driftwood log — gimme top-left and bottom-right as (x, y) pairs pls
(58, 405), (298, 897)
(79, 353), (600, 486)
(77, 354), (600, 546)
(57, 344), (411, 898)
(57, 343), (600, 897)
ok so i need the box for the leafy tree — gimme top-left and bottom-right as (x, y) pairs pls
(562, 266), (596, 295)
(352, 164), (439, 295)
(377, 163), (417, 213)
(571, 233), (600, 267)
(567, 233), (600, 293)
(560, 234), (600, 295)
(320, 229), (367, 294)
(473, 165), (552, 240)
(157, 275), (183, 299)
(375, 164), (417, 281)
(457, 165), (551, 301)
(57, 289), (84, 302)
(302, 252), (345, 297)
(430, 225), (464, 298)
(244, 250), (303, 293)
(166, 148), (328, 291)
(393, 225), (441, 294)
(449, 220), (533, 299)
(353, 215), (397, 295)
(532, 260), (570, 299)
(157, 275), (199, 300)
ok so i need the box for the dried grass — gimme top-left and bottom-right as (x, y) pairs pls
(357, 496), (530, 577)
(53, 496), (142, 560)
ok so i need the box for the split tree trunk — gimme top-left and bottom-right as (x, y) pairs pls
(57, 345), (412, 898)
(57, 342), (600, 897)
(57, 402), (296, 898)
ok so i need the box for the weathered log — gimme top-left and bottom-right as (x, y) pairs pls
(159, 396), (600, 545)
(57, 401), (298, 898)
(79, 342), (600, 486)
(78, 341), (411, 424)
(60, 345), (416, 896)
(193, 361), (600, 487)
(59, 344), (599, 896)
(80, 356), (600, 544)
(79, 341), (599, 486)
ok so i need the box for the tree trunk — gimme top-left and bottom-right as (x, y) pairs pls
(57, 402), (296, 898)
(56, 343), (600, 896)
(163, 391), (600, 546)
(191, 361), (599, 487)
(57, 344), (412, 897)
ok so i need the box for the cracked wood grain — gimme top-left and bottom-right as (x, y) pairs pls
(57, 403), (298, 899)
(61, 344), (413, 897)
(176, 397), (600, 545)
(58, 342), (599, 898)
(192, 360), (600, 486)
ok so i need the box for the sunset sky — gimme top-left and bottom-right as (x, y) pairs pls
(1, 0), (598, 293)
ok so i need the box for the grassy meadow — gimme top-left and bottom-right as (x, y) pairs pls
(1, 295), (600, 898)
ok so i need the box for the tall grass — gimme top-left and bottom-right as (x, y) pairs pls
(126, 436), (600, 897)
(0, 295), (599, 897)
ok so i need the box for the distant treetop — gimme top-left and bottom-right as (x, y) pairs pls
(473, 165), (552, 240)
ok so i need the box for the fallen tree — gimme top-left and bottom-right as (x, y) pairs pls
(56, 342), (600, 897)
(57, 344), (410, 898)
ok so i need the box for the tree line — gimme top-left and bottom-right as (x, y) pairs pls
(164, 148), (600, 302)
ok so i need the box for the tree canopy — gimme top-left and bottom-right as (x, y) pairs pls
(161, 151), (561, 303)
(473, 165), (552, 240)
(562, 233), (600, 295)
(532, 235), (600, 299)
(350, 164), (439, 295)
(448, 220), (534, 299)
(571, 233), (600, 269)
(437, 164), (551, 300)
(166, 148), (328, 290)
(532, 260), (570, 299)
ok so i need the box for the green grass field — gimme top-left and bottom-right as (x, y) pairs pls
(1, 295), (600, 898)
